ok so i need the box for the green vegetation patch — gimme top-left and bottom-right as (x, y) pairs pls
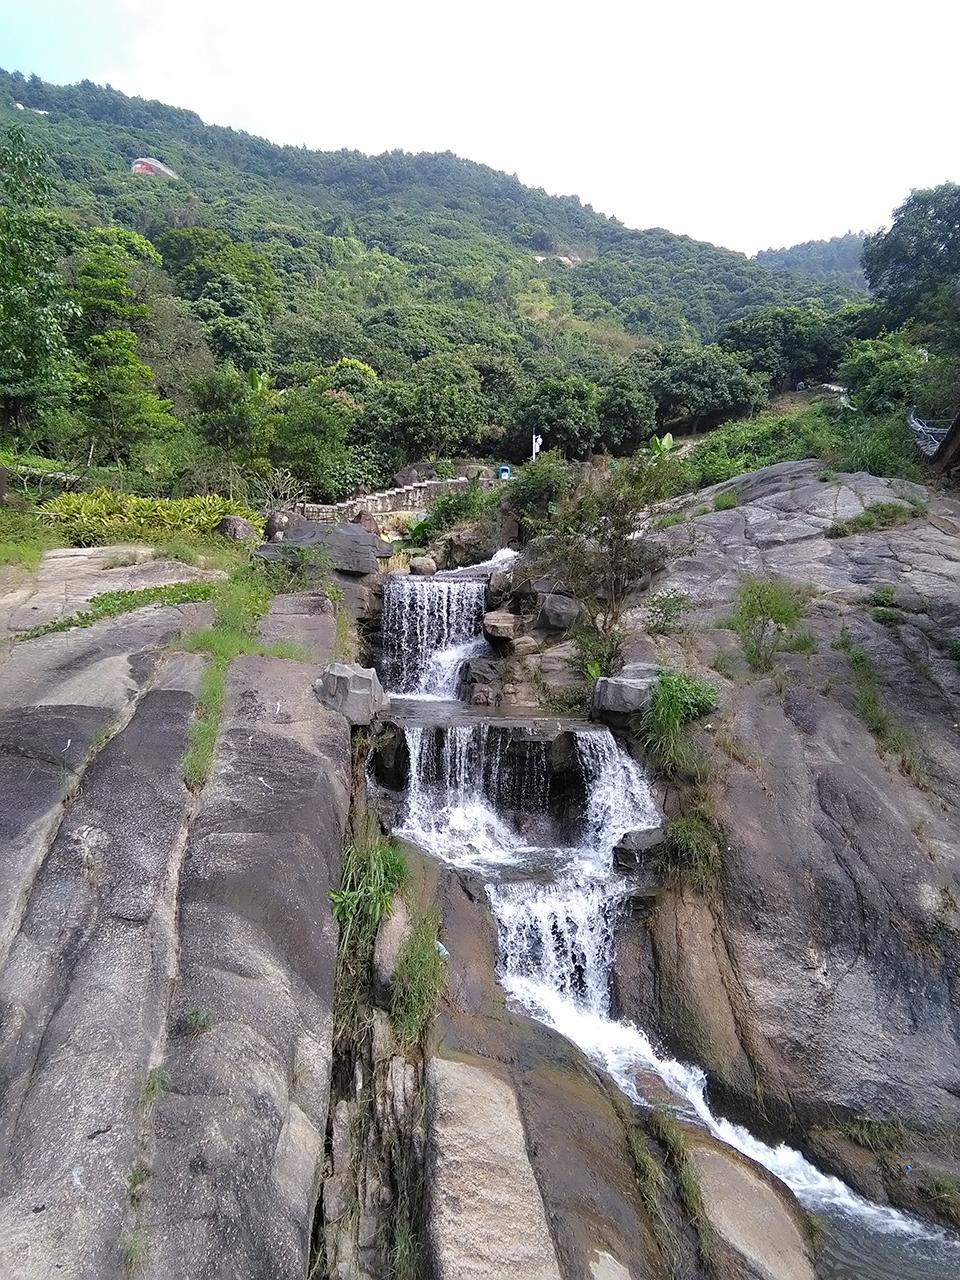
(330, 832), (408, 1040)
(626, 1128), (673, 1255)
(649, 1107), (715, 1263)
(834, 634), (921, 782)
(836, 1115), (908, 1152)
(919, 1175), (960, 1227)
(826, 500), (919, 539)
(658, 816), (724, 891)
(0, 504), (61, 571)
(730, 575), (808, 671)
(640, 670), (717, 778)
(39, 489), (261, 546)
(390, 906), (447, 1050)
(647, 587), (692, 635)
(712, 489), (740, 511)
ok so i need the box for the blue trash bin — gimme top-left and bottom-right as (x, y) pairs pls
(497, 464), (512, 481)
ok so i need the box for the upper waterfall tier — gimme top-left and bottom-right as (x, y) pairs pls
(380, 576), (487, 698)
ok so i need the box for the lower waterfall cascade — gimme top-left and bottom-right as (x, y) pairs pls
(391, 720), (960, 1279)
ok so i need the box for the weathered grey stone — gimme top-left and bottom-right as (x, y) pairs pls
(214, 513), (256, 540)
(592, 662), (661, 718)
(484, 609), (517, 640)
(0, 545), (219, 638)
(258, 520), (393, 575)
(351, 508), (382, 536)
(511, 635), (541, 658)
(540, 592), (581, 630)
(409, 555), (437, 576)
(264, 507), (307, 541)
(427, 1056), (563, 1280)
(690, 1142), (816, 1280)
(142, 656), (351, 1280)
(315, 662), (387, 725)
(372, 897), (411, 1004)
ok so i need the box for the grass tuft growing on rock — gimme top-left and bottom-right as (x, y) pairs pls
(0, 505), (61, 572)
(826, 500), (919, 539)
(127, 1161), (150, 1204)
(390, 907), (447, 1051)
(649, 1107), (714, 1264)
(138, 1066), (172, 1108)
(837, 1115), (907, 1151)
(639, 671), (717, 778)
(626, 1127), (674, 1256)
(713, 489), (740, 511)
(17, 580), (217, 641)
(658, 816), (724, 892)
(122, 1229), (147, 1272)
(919, 1174), (960, 1227)
(331, 831), (408, 1040)
(838, 643), (922, 783)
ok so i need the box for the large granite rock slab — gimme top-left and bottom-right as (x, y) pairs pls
(140, 656), (351, 1280)
(426, 1056), (562, 1280)
(257, 521), (393, 575)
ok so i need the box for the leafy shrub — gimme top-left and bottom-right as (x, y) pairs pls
(658, 816), (723, 891)
(406, 478), (492, 545)
(826, 501), (917, 539)
(0, 505), (60, 570)
(574, 624), (623, 678)
(731, 576), (806, 670)
(39, 489), (262, 546)
(640, 671), (717, 776)
(330, 833), (408, 1038)
(647, 587), (692, 634)
(685, 404), (924, 489)
(868, 584), (898, 607)
(503, 450), (572, 531)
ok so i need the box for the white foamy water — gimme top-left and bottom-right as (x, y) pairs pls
(393, 720), (960, 1266)
(381, 575), (487, 695)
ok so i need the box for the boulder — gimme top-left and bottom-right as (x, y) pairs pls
(409, 555), (438, 576)
(372, 897), (411, 1004)
(315, 663), (388, 725)
(511, 635), (541, 658)
(351, 509), (382, 537)
(484, 610), (518, 640)
(264, 508), (307, 542)
(488, 569), (514, 604)
(540, 593), (581, 631)
(393, 463), (437, 487)
(215, 514), (257, 541)
(537, 639), (581, 692)
(258, 521), (394, 575)
(463, 656), (501, 687)
(592, 662), (661, 719)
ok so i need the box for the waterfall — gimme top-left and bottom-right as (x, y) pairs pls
(387, 715), (960, 1272)
(381, 576), (487, 697)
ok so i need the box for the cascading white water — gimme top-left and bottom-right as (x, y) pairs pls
(381, 576), (487, 697)
(393, 719), (960, 1272)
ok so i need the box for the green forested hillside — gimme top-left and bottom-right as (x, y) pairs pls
(0, 68), (882, 502)
(755, 233), (867, 290)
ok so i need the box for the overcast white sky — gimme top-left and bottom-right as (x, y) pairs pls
(4, 0), (958, 254)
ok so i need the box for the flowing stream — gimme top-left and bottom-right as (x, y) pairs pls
(379, 568), (960, 1279)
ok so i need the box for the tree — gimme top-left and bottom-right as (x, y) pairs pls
(519, 374), (601, 458)
(719, 306), (841, 389)
(191, 363), (272, 463)
(863, 184), (960, 322)
(77, 329), (176, 465)
(271, 378), (354, 499)
(837, 333), (926, 414)
(0, 126), (74, 429)
(651, 345), (766, 431)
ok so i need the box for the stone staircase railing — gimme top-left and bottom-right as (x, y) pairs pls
(295, 476), (470, 522)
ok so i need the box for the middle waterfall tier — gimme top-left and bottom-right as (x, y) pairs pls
(380, 575), (487, 698)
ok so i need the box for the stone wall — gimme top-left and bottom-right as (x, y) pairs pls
(297, 477), (470, 523)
